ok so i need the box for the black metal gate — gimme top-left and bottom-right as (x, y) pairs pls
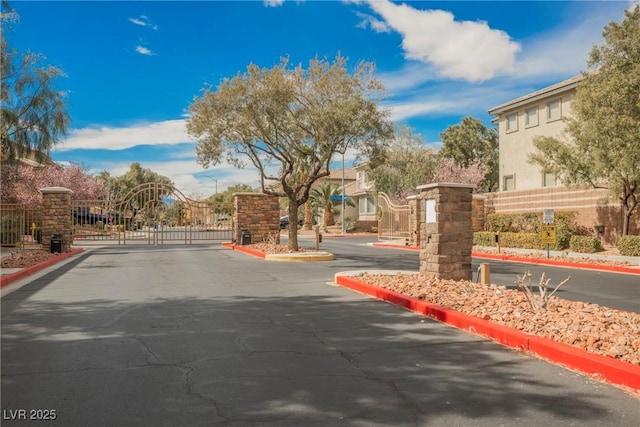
(72, 183), (233, 245)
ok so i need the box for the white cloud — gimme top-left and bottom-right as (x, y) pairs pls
(128, 15), (158, 30)
(135, 45), (155, 56)
(58, 120), (190, 151)
(264, 0), (285, 7)
(361, 0), (520, 82)
(355, 12), (391, 33)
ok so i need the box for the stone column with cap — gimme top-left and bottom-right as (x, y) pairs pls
(40, 187), (74, 252)
(418, 183), (474, 281)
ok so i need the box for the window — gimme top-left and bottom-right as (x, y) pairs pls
(542, 172), (556, 187)
(525, 106), (538, 127)
(356, 170), (371, 191)
(359, 196), (376, 214)
(503, 174), (515, 191)
(547, 99), (561, 121)
(506, 113), (518, 132)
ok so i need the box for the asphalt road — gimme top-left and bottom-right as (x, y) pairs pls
(1, 241), (639, 426)
(308, 236), (640, 314)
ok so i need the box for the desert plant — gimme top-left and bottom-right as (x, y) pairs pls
(516, 271), (571, 310)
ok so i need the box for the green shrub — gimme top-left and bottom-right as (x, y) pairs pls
(473, 231), (495, 247)
(569, 235), (603, 253)
(474, 231), (556, 250)
(617, 236), (640, 256)
(34, 226), (42, 243)
(1, 214), (21, 246)
(486, 211), (581, 250)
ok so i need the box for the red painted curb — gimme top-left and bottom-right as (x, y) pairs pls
(221, 242), (265, 259)
(372, 243), (420, 251)
(473, 252), (640, 275)
(371, 243), (640, 275)
(335, 274), (640, 392)
(1, 248), (85, 288)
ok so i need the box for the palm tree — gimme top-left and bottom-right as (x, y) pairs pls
(310, 184), (354, 230)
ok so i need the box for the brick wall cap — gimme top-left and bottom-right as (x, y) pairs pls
(40, 187), (74, 194)
(233, 192), (268, 196)
(406, 195), (419, 200)
(417, 183), (475, 191)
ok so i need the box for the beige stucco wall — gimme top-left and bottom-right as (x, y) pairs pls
(497, 91), (576, 191)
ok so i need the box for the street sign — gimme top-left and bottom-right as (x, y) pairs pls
(540, 224), (557, 244)
(543, 208), (554, 224)
(330, 195), (348, 201)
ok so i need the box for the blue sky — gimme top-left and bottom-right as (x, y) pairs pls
(6, 0), (637, 197)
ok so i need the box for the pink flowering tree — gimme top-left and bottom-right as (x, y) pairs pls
(0, 162), (107, 204)
(431, 158), (486, 190)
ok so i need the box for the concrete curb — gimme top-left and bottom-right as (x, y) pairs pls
(221, 242), (334, 262)
(0, 248), (85, 288)
(334, 272), (640, 393)
(371, 243), (640, 275)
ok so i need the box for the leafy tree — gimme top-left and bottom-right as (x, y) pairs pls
(207, 184), (255, 204)
(439, 117), (498, 192)
(0, 1), (70, 164)
(0, 162), (107, 204)
(99, 163), (174, 223)
(530, 6), (640, 236)
(368, 125), (437, 202)
(187, 55), (393, 250)
(310, 183), (355, 229)
(100, 162), (173, 201)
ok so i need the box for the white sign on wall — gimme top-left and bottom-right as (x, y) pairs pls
(425, 199), (436, 223)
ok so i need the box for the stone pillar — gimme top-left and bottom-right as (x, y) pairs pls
(407, 195), (420, 247)
(472, 194), (486, 232)
(417, 183), (474, 281)
(40, 187), (74, 252)
(234, 193), (280, 244)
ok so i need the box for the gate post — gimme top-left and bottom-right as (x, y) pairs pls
(407, 195), (420, 247)
(417, 183), (474, 281)
(233, 193), (280, 245)
(40, 187), (74, 252)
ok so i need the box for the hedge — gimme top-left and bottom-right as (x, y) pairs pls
(569, 235), (603, 253)
(617, 236), (640, 256)
(485, 211), (587, 250)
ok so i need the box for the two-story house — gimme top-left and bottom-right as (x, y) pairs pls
(488, 74), (639, 242)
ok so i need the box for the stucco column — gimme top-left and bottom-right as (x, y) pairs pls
(40, 187), (74, 252)
(418, 183), (474, 281)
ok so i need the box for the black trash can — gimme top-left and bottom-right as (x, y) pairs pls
(50, 234), (63, 253)
(240, 229), (251, 246)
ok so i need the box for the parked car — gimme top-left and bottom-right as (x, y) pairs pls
(216, 216), (232, 229)
(280, 216), (303, 229)
(73, 207), (107, 225)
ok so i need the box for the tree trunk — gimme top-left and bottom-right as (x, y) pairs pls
(288, 200), (300, 251)
(324, 208), (335, 227)
(303, 200), (312, 230)
(621, 187), (638, 236)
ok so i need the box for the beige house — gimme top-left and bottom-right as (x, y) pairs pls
(488, 74), (584, 191)
(488, 74), (639, 243)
